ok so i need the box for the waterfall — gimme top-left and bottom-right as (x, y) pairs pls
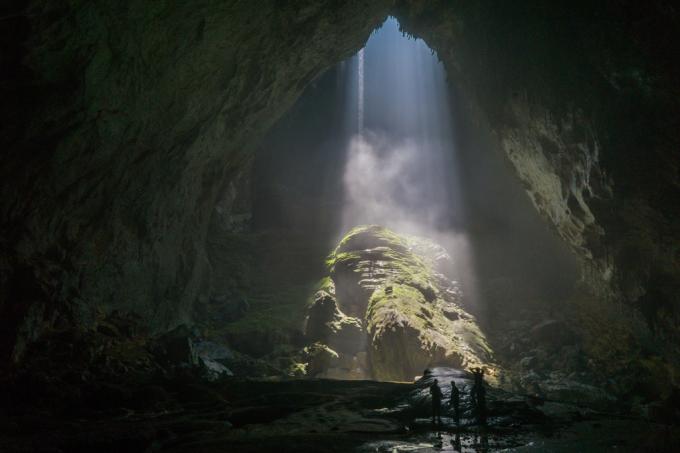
(357, 48), (364, 135)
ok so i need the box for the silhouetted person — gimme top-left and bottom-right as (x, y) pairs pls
(470, 369), (479, 407)
(430, 378), (443, 426)
(471, 367), (487, 425)
(450, 381), (460, 425)
(477, 381), (487, 425)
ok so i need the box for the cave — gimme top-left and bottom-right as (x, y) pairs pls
(1, 2), (679, 452)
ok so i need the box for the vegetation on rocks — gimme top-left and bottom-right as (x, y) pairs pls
(306, 225), (496, 381)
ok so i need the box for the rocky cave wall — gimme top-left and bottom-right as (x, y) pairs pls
(1, 0), (679, 370)
(394, 0), (680, 317)
(0, 0), (392, 364)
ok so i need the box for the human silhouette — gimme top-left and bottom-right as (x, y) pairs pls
(450, 380), (460, 426)
(470, 367), (487, 425)
(477, 381), (487, 425)
(429, 378), (443, 426)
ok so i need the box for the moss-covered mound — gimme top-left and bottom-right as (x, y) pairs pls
(306, 225), (496, 381)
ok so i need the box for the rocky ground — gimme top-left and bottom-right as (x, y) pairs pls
(484, 301), (680, 423)
(2, 367), (679, 452)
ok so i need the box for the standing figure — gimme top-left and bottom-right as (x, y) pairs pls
(477, 380), (487, 425)
(429, 378), (443, 426)
(470, 367), (487, 425)
(450, 381), (460, 426)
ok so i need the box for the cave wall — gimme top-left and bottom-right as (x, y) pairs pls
(1, 0), (679, 366)
(394, 0), (680, 320)
(0, 0), (391, 363)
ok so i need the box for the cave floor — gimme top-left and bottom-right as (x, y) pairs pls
(2, 370), (678, 452)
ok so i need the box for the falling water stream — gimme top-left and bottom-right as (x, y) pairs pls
(357, 48), (365, 134)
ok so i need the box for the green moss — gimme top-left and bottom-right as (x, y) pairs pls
(335, 225), (409, 253)
(316, 276), (335, 294)
(331, 225), (447, 318)
(286, 361), (308, 377)
(304, 342), (340, 376)
(327, 225), (438, 300)
(302, 225), (497, 380)
(305, 276), (335, 308)
(367, 284), (428, 331)
(326, 251), (363, 272)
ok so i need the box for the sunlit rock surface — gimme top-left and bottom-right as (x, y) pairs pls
(306, 225), (495, 381)
(500, 104), (608, 261)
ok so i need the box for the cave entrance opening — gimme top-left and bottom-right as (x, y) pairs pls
(209, 16), (579, 381)
(342, 17), (464, 240)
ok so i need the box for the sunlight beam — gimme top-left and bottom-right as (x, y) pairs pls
(340, 17), (480, 306)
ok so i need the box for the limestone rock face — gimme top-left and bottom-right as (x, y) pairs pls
(310, 225), (495, 381)
(0, 0), (392, 364)
(394, 1), (680, 318)
(500, 104), (608, 261)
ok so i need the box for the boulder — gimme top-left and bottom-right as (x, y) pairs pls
(201, 358), (234, 380)
(194, 340), (235, 380)
(305, 290), (364, 354)
(305, 343), (339, 377)
(151, 325), (199, 369)
(305, 291), (340, 342)
(321, 225), (496, 381)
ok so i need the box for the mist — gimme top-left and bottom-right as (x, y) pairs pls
(254, 17), (579, 313)
(342, 134), (451, 234)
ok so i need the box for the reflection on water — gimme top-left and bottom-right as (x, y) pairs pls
(358, 427), (528, 452)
